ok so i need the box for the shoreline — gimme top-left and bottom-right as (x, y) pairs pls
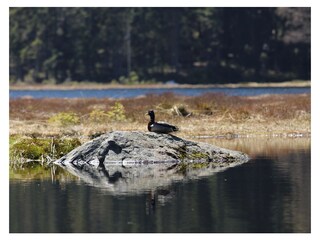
(9, 93), (310, 140)
(9, 80), (311, 90)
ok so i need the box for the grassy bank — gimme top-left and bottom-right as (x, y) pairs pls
(10, 93), (310, 138)
(9, 93), (310, 174)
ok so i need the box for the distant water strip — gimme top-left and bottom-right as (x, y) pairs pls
(9, 87), (310, 99)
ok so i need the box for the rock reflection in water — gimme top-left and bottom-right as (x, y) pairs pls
(55, 157), (240, 197)
(55, 160), (184, 213)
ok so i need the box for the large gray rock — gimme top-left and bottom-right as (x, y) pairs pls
(55, 131), (249, 194)
(57, 131), (248, 164)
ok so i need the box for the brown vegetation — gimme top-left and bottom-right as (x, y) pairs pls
(9, 93), (310, 141)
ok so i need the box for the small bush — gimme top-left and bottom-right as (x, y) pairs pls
(10, 137), (81, 161)
(48, 112), (80, 126)
(10, 138), (49, 160)
(89, 109), (108, 123)
(107, 102), (126, 121)
(118, 71), (140, 85)
(54, 138), (82, 158)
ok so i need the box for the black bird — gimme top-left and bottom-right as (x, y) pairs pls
(147, 110), (179, 134)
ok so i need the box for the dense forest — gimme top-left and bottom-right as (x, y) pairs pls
(9, 7), (310, 84)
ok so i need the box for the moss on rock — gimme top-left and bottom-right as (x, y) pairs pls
(176, 146), (209, 160)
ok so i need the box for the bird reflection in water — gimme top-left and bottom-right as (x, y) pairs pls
(146, 188), (175, 215)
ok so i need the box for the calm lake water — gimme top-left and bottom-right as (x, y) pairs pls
(9, 86), (310, 99)
(9, 138), (310, 233)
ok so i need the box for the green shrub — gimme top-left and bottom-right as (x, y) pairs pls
(89, 109), (109, 123)
(54, 138), (81, 158)
(88, 102), (126, 122)
(9, 137), (81, 161)
(48, 112), (80, 126)
(118, 71), (140, 84)
(10, 138), (49, 160)
(106, 102), (126, 121)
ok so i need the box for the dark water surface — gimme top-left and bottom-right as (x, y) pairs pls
(9, 138), (310, 233)
(10, 86), (310, 99)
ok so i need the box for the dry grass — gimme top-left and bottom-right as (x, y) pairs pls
(9, 93), (310, 141)
(196, 135), (311, 157)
